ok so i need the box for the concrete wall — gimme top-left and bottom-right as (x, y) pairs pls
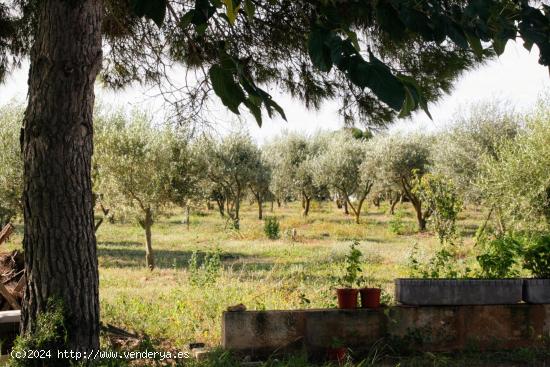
(222, 305), (550, 358)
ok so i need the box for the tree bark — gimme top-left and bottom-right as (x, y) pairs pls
(343, 200), (349, 215)
(257, 195), (263, 220)
(94, 203), (110, 232)
(143, 208), (155, 270)
(412, 201), (427, 231)
(354, 199), (364, 224)
(390, 198), (399, 215)
(302, 196), (311, 217)
(21, 0), (102, 354)
(216, 198), (225, 217)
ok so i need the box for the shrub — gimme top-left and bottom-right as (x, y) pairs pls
(408, 242), (470, 279)
(412, 172), (462, 244)
(388, 209), (406, 235)
(10, 298), (67, 367)
(523, 235), (550, 278)
(264, 216), (280, 240)
(188, 250), (222, 286)
(339, 241), (363, 288)
(476, 234), (523, 278)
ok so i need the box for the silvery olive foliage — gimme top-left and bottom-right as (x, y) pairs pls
(477, 100), (550, 231)
(363, 133), (433, 230)
(432, 101), (520, 203)
(94, 108), (176, 269)
(263, 132), (328, 216)
(0, 104), (23, 225)
(248, 149), (271, 220)
(196, 132), (264, 228)
(314, 131), (373, 223)
(94, 109), (174, 222)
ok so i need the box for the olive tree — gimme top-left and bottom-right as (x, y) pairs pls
(314, 131), (373, 223)
(0, 104), (23, 225)
(168, 132), (204, 228)
(94, 110), (173, 270)
(478, 102), (550, 231)
(248, 154), (271, 220)
(2, 0), (549, 353)
(265, 132), (327, 216)
(432, 101), (519, 202)
(367, 133), (433, 231)
(198, 133), (262, 228)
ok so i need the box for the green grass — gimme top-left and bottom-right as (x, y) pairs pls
(3, 201), (487, 350)
(89, 201), (486, 349)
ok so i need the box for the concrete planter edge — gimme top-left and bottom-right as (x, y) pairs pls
(523, 278), (550, 304)
(395, 278), (523, 306)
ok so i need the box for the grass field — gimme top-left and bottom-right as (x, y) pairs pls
(4, 201), (487, 349)
(91, 200), (486, 348)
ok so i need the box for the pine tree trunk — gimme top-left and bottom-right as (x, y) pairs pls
(144, 208), (155, 270)
(21, 0), (102, 354)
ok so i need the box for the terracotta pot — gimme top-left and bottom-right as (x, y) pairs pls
(336, 288), (359, 309)
(360, 287), (381, 308)
(326, 347), (347, 363)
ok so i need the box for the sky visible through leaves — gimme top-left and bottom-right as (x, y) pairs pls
(0, 41), (548, 144)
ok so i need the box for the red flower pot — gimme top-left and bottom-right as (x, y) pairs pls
(326, 347), (347, 364)
(336, 288), (359, 309)
(360, 287), (381, 308)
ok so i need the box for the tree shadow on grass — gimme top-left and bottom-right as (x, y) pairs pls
(97, 241), (251, 269)
(460, 223), (479, 238)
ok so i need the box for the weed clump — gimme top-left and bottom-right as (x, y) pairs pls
(263, 216), (280, 240)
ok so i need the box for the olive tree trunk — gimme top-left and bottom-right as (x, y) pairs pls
(141, 208), (155, 270)
(302, 194), (311, 217)
(21, 0), (102, 353)
(257, 196), (263, 220)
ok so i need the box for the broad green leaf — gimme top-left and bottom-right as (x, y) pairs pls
(348, 53), (405, 111)
(209, 65), (246, 114)
(446, 20), (469, 50)
(398, 86), (416, 118)
(243, 99), (263, 126)
(345, 30), (360, 52)
(244, 0), (256, 20)
(179, 11), (195, 28)
(308, 27), (333, 72)
(223, 0), (240, 25)
(466, 32), (484, 56)
(493, 38), (508, 56)
(266, 99), (287, 121)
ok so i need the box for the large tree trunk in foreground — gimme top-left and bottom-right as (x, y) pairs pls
(21, 0), (102, 354)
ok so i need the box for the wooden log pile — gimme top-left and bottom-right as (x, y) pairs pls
(0, 251), (24, 310)
(0, 224), (14, 245)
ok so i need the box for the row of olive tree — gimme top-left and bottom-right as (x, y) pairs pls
(1, 101), (547, 269)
